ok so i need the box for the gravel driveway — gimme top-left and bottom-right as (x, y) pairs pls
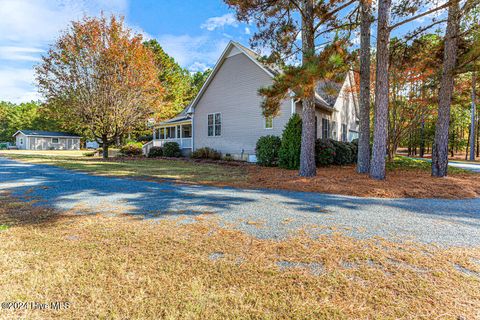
(0, 157), (479, 247)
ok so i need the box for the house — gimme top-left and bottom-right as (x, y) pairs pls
(148, 41), (359, 160)
(13, 130), (81, 150)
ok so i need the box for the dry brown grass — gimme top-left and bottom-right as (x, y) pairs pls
(0, 194), (479, 319)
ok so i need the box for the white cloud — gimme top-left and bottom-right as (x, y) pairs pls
(188, 62), (209, 73)
(158, 34), (228, 71)
(201, 13), (238, 31)
(245, 27), (251, 35)
(0, 0), (135, 103)
(0, 68), (41, 103)
(0, 46), (44, 62)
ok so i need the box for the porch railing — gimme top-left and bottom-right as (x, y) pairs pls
(153, 138), (192, 149)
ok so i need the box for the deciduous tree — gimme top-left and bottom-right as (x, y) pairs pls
(36, 15), (163, 158)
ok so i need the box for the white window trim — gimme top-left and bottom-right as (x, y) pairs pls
(264, 116), (273, 129)
(207, 112), (222, 137)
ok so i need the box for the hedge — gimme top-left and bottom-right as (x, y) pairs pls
(191, 147), (221, 160)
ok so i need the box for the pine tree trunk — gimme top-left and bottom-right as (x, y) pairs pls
(432, 0), (460, 177)
(369, 0), (391, 180)
(356, 0), (372, 174)
(469, 71), (476, 160)
(477, 117), (480, 157)
(299, 0), (316, 177)
(420, 114), (425, 158)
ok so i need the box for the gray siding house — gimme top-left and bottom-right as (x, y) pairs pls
(149, 41), (359, 161)
(13, 130), (81, 150)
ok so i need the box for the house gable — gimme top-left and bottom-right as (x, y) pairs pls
(189, 41), (275, 113)
(192, 44), (292, 157)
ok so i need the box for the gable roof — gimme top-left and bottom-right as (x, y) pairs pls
(188, 41), (277, 113)
(184, 41), (355, 115)
(13, 130), (81, 138)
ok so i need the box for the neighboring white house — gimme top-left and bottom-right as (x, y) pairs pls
(148, 41), (359, 160)
(13, 130), (81, 150)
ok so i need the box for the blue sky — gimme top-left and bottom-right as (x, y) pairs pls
(0, 0), (445, 103)
(0, 0), (252, 103)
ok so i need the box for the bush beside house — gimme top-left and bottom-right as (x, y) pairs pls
(163, 142), (182, 157)
(256, 114), (358, 169)
(148, 147), (163, 158)
(315, 139), (336, 166)
(191, 147), (222, 160)
(278, 114), (302, 170)
(256, 135), (281, 167)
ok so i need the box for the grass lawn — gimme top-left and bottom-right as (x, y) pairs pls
(0, 193), (478, 319)
(1, 151), (479, 199)
(0, 150), (248, 184)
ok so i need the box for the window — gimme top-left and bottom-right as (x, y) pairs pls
(341, 124), (347, 142)
(331, 121), (337, 139)
(176, 126), (181, 138)
(52, 138), (59, 143)
(349, 130), (359, 141)
(208, 113), (221, 136)
(19, 138), (23, 145)
(166, 127), (176, 139)
(182, 125), (192, 138)
(322, 118), (330, 139)
(315, 116), (318, 139)
(265, 116), (273, 129)
(159, 128), (165, 139)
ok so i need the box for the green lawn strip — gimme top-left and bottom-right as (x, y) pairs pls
(0, 153), (248, 184)
(388, 156), (473, 174)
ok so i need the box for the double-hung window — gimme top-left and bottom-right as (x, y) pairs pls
(52, 138), (59, 143)
(341, 124), (347, 142)
(322, 118), (330, 139)
(166, 127), (176, 139)
(208, 113), (221, 137)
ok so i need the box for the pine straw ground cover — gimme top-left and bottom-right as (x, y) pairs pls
(0, 194), (479, 319)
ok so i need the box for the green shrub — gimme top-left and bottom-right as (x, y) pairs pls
(256, 135), (282, 167)
(148, 146), (163, 158)
(329, 139), (353, 165)
(163, 142), (182, 157)
(279, 114), (302, 170)
(119, 142), (143, 157)
(315, 139), (335, 166)
(0, 143), (7, 150)
(97, 147), (103, 156)
(223, 154), (234, 161)
(191, 147), (221, 160)
(347, 142), (358, 163)
(83, 151), (95, 157)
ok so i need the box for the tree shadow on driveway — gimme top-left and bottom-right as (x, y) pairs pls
(0, 157), (479, 246)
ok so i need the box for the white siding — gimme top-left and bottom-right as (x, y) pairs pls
(21, 136), (80, 150)
(332, 72), (359, 142)
(15, 133), (27, 150)
(193, 51), (292, 159)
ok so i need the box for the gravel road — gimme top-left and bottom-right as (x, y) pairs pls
(0, 157), (479, 247)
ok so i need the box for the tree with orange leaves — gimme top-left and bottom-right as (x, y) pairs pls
(36, 15), (164, 158)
